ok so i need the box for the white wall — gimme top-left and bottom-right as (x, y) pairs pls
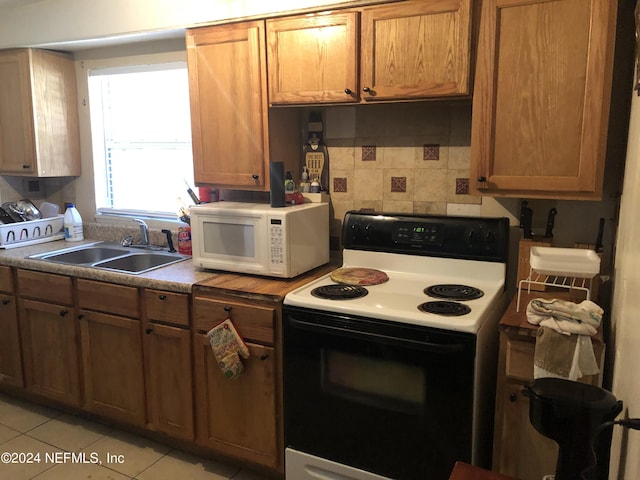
(0, 0), (376, 49)
(608, 84), (640, 479)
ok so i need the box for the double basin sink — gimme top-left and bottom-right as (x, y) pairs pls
(28, 241), (190, 275)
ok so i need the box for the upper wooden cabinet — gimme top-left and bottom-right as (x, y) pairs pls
(267, 12), (358, 104)
(186, 21), (298, 190)
(470, 0), (617, 199)
(266, 0), (472, 105)
(0, 48), (80, 177)
(360, 0), (472, 101)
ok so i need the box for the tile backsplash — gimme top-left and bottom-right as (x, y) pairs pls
(322, 101), (481, 245)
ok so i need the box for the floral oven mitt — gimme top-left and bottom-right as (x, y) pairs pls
(207, 318), (250, 379)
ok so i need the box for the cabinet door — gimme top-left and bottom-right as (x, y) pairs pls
(0, 294), (23, 388)
(19, 298), (81, 406)
(470, 0), (616, 199)
(0, 265), (13, 293)
(193, 296), (275, 345)
(494, 383), (558, 480)
(194, 334), (278, 469)
(17, 269), (73, 305)
(187, 21), (269, 189)
(144, 289), (190, 327)
(79, 310), (146, 426)
(77, 278), (139, 318)
(0, 50), (35, 174)
(0, 49), (80, 177)
(267, 12), (358, 104)
(144, 322), (194, 440)
(360, 0), (472, 101)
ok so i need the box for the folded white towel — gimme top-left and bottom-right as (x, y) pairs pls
(526, 298), (602, 336)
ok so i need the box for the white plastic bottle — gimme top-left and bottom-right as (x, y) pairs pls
(63, 203), (84, 241)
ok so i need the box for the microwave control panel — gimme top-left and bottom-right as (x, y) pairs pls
(269, 218), (285, 269)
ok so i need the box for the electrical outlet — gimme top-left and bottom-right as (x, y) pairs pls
(27, 180), (40, 193)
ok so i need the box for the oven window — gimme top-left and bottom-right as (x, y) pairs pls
(202, 222), (255, 258)
(321, 349), (425, 414)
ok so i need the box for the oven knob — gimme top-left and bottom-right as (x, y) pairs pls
(363, 224), (374, 240)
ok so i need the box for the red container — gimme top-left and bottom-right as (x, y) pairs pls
(198, 187), (211, 203)
(178, 226), (192, 255)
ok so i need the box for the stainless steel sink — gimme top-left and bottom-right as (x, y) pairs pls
(94, 252), (186, 274)
(39, 246), (131, 265)
(27, 241), (189, 274)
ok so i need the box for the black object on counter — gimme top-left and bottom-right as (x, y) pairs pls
(595, 218), (605, 253)
(522, 205), (534, 239)
(184, 180), (201, 205)
(519, 201), (528, 228)
(544, 208), (557, 238)
(269, 161), (285, 208)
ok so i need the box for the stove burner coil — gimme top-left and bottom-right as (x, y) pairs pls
(424, 284), (484, 301)
(418, 301), (471, 316)
(311, 284), (369, 300)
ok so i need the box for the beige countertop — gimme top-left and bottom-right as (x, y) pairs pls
(0, 238), (216, 293)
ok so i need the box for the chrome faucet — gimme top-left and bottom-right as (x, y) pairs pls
(133, 218), (149, 245)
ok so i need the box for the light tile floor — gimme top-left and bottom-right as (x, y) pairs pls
(0, 393), (272, 480)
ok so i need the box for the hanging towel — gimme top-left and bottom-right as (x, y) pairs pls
(526, 298), (602, 335)
(533, 327), (599, 380)
(527, 298), (602, 381)
(207, 318), (250, 379)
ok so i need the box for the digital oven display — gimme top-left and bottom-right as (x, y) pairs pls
(393, 222), (444, 246)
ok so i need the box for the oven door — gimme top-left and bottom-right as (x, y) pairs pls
(283, 306), (476, 480)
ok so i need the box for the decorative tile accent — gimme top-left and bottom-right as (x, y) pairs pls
(423, 144), (440, 160)
(455, 178), (470, 195)
(333, 177), (348, 193)
(361, 145), (377, 161)
(391, 177), (407, 193)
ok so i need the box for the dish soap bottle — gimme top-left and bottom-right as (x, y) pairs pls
(63, 203), (83, 241)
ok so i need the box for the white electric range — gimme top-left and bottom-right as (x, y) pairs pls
(283, 210), (511, 480)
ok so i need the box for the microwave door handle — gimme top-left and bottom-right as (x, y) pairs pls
(287, 317), (467, 354)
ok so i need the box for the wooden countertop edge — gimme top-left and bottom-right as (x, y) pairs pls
(2, 237), (339, 298)
(194, 262), (338, 300)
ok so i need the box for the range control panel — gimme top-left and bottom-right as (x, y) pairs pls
(342, 211), (509, 263)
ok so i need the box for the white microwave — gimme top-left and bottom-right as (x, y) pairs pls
(190, 202), (330, 278)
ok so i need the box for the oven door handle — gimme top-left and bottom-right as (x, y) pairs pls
(287, 317), (469, 354)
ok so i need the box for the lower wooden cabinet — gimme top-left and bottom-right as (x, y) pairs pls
(194, 334), (278, 469)
(79, 310), (146, 426)
(5, 264), (286, 476)
(17, 269), (80, 407)
(143, 322), (194, 440)
(19, 298), (81, 406)
(0, 293), (23, 388)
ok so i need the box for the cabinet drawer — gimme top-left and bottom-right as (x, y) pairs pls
(193, 297), (275, 345)
(0, 266), (13, 293)
(505, 337), (535, 382)
(17, 269), (73, 305)
(77, 279), (139, 318)
(144, 289), (189, 327)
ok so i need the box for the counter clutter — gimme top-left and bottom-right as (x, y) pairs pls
(0, 231), (337, 476)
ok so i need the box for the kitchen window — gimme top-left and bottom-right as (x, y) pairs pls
(88, 62), (194, 219)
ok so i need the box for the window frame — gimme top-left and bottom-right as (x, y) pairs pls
(73, 43), (191, 230)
